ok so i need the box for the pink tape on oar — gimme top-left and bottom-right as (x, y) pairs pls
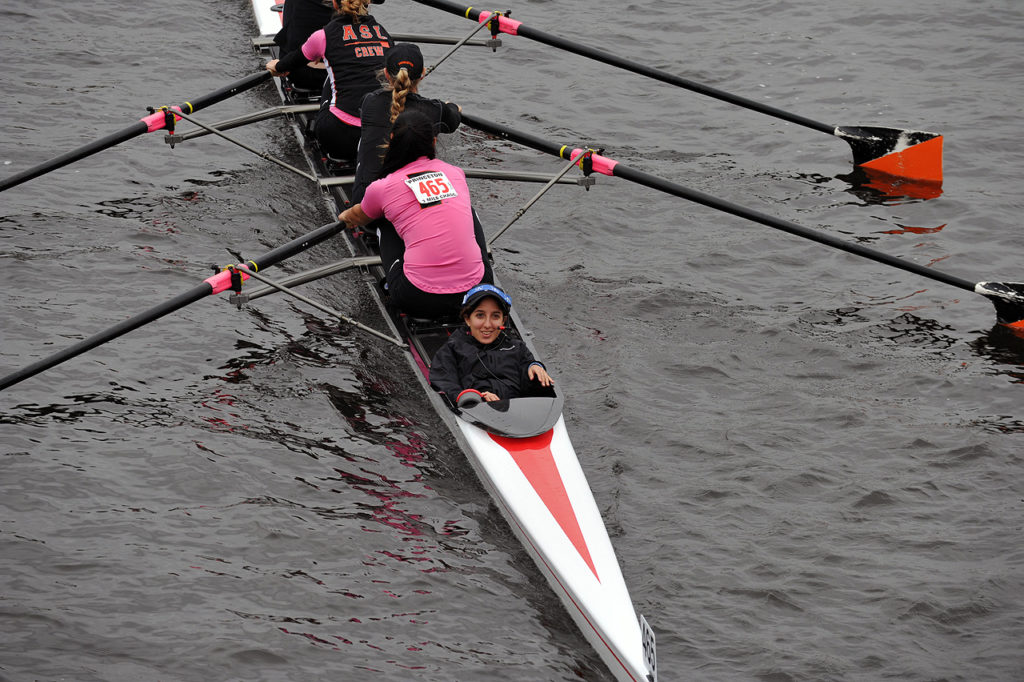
(476, 10), (522, 35)
(568, 148), (617, 176)
(203, 267), (251, 295)
(140, 105), (185, 133)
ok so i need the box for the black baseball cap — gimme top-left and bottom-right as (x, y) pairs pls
(385, 43), (424, 80)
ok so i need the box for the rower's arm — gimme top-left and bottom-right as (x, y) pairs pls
(338, 204), (372, 227)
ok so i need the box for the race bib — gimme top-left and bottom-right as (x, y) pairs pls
(404, 171), (458, 206)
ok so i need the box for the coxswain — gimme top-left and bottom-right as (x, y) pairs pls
(429, 284), (554, 405)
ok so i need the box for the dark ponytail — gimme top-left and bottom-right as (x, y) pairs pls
(379, 110), (436, 177)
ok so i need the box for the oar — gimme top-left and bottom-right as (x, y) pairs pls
(0, 220), (345, 391)
(411, 0), (943, 183)
(0, 71), (272, 193)
(460, 111), (1024, 328)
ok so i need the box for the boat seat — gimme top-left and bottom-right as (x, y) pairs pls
(324, 154), (356, 173)
(371, 280), (460, 332)
(282, 80), (321, 104)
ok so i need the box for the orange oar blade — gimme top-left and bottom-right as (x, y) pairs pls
(860, 166), (944, 200)
(835, 126), (943, 183)
(861, 134), (943, 183)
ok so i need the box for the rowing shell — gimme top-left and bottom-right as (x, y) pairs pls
(454, 400), (657, 682)
(248, 1), (657, 680)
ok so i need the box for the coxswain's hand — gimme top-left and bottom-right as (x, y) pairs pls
(528, 364), (553, 387)
(481, 391), (501, 402)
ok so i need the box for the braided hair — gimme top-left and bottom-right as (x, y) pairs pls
(389, 68), (416, 124)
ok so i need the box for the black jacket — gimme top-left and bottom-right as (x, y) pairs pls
(276, 14), (392, 116)
(429, 327), (544, 403)
(273, 0), (335, 90)
(352, 90), (461, 202)
(274, 0), (334, 54)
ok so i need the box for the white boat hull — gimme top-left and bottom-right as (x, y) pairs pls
(457, 416), (651, 681)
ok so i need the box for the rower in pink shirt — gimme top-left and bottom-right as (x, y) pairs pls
(338, 110), (493, 319)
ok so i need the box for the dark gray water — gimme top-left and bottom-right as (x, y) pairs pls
(2, 1), (1023, 680)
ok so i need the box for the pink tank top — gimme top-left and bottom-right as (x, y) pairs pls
(361, 157), (483, 293)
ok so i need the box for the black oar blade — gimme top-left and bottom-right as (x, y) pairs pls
(834, 126), (943, 183)
(975, 282), (1024, 328)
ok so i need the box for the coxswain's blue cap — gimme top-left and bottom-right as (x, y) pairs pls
(461, 284), (511, 315)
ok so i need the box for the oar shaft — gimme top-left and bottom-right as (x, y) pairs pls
(0, 285), (212, 391)
(461, 111), (567, 157)
(248, 221), (347, 271)
(0, 220), (346, 391)
(610, 163), (975, 292)
(411, 0), (834, 134)
(460, 112), (976, 294)
(0, 122), (149, 192)
(182, 71), (271, 112)
(1, 71), (271, 193)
